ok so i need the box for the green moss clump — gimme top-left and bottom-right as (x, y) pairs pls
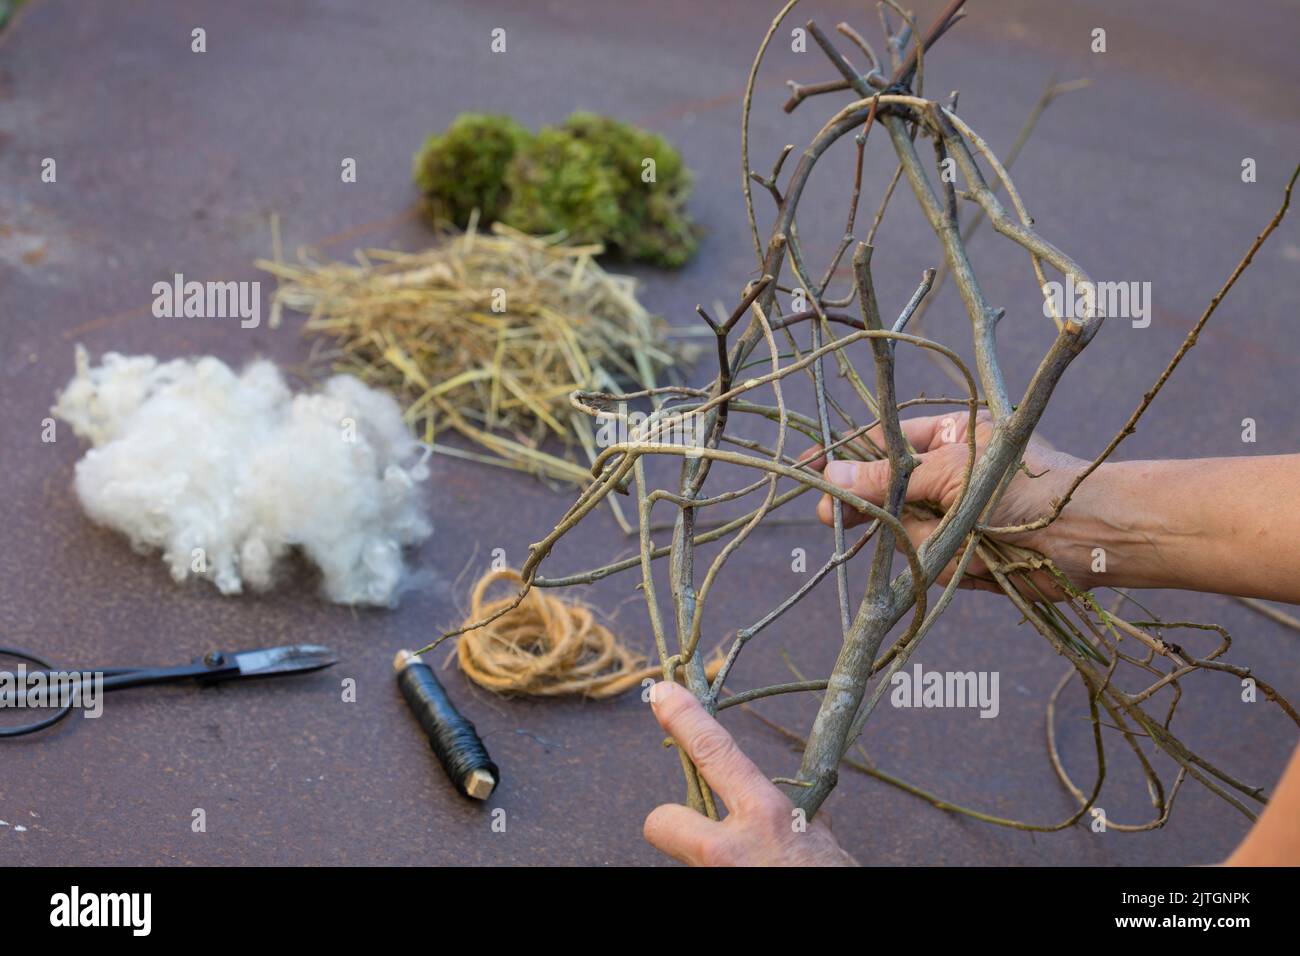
(412, 113), (531, 226)
(411, 112), (697, 267)
(501, 128), (621, 247)
(560, 112), (697, 268)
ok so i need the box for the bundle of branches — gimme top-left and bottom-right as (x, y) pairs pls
(423, 0), (1298, 833)
(259, 222), (689, 487)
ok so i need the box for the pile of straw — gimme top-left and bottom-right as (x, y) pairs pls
(258, 221), (689, 484)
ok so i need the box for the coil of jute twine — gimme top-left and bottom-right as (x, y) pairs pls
(457, 568), (718, 698)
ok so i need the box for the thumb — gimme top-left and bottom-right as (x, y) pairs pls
(818, 450), (959, 525)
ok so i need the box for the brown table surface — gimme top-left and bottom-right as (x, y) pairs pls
(1, 0), (1298, 865)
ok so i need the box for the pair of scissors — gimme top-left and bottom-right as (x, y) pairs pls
(0, 644), (337, 737)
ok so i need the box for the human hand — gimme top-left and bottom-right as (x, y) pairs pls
(812, 410), (1099, 595)
(642, 682), (858, 866)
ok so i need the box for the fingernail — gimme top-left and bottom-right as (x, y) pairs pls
(824, 461), (858, 487)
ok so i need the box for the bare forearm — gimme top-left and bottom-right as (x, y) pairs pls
(1225, 739), (1300, 865)
(1050, 455), (1300, 602)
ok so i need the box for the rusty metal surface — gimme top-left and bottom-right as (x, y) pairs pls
(0, 0), (1297, 865)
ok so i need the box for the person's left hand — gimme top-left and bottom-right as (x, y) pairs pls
(642, 682), (858, 866)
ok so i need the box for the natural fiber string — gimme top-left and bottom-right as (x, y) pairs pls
(456, 568), (717, 698)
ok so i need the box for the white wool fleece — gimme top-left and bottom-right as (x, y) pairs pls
(53, 346), (433, 606)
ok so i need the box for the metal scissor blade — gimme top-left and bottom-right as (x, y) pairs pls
(232, 644), (338, 678)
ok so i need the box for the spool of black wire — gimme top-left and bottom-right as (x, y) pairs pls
(394, 649), (499, 800)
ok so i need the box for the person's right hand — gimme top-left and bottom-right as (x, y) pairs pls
(642, 682), (857, 866)
(811, 410), (1097, 596)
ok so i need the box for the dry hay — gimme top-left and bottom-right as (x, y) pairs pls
(258, 220), (692, 486)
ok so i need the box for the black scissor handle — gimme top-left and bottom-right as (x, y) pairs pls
(0, 646), (73, 738)
(96, 652), (240, 691)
